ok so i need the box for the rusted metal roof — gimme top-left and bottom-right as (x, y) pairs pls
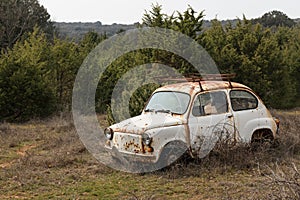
(156, 81), (251, 95)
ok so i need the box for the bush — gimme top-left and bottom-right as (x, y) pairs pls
(0, 61), (56, 122)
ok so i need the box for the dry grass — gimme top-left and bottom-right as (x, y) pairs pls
(0, 110), (299, 199)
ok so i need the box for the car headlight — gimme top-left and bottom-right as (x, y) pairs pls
(104, 128), (114, 140)
(142, 133), (152, 146)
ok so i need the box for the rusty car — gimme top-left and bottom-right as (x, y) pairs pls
(104, 74), (280, 170)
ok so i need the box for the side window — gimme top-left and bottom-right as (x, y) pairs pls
(230, 90), (258, 111)
(192, 91), (228, 116)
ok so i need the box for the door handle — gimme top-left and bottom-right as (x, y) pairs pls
(226, 114), (233, 119)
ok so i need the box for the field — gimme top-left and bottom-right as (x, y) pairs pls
(0, 110), (299, 199)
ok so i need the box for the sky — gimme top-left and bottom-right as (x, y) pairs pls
(39, 0), (300, 24)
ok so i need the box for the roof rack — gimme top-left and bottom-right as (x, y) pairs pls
(156, 73), (236, 91)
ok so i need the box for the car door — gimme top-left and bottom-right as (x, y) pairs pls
(229, 89), (259, 142)
(188, 90), (234, 158)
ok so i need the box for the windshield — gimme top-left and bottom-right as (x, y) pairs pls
(144, 91), (190, 114)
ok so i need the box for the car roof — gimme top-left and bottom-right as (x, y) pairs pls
(155, 81), (251, 95)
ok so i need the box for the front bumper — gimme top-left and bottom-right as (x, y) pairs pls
(105, 144), (157, 163)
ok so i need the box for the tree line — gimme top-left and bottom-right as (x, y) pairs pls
(0, 1), (299, 122)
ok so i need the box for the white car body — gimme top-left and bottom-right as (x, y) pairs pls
(104, 80), (279, 163)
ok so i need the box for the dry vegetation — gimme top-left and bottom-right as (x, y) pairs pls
(0, 110), (299, 199)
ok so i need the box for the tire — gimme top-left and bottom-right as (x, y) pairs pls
(251, 129), (275, 149)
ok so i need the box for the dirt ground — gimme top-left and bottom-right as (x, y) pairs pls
(0, 110), (299, 199)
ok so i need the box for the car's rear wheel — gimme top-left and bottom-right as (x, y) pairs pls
(251, 129), (277, 149)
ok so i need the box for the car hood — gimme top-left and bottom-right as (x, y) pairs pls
(110, 112), (185, 134)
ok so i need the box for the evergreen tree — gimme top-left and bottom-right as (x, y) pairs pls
(253, 10), (296, 28)
(281, 27), (300, 107)
(0, 28), (55, 121)
(0, 0), (54, 51)
(50, 38), (82, 111)
(202, 18), (297, 108)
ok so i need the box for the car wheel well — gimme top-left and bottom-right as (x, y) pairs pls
(163, 140), (187, 149)
(251, 129), (274, 143)
(156, 140), (187, 168)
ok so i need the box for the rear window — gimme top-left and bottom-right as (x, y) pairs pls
(230, 90), (258, 111)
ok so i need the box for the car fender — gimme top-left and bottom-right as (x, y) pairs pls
(240, 117), (277, 142)
(145, 124), (187, 160)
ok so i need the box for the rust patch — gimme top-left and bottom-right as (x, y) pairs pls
(157, 80), (251, 95)
(144, 146), (153, 152)
(124, 139), (143, 153)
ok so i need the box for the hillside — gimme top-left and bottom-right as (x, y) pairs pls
(54, 18), (300, 41)
(53, 20), (237, 41)
(54, 20), (232, 40)
(54, 22), (139, 40)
